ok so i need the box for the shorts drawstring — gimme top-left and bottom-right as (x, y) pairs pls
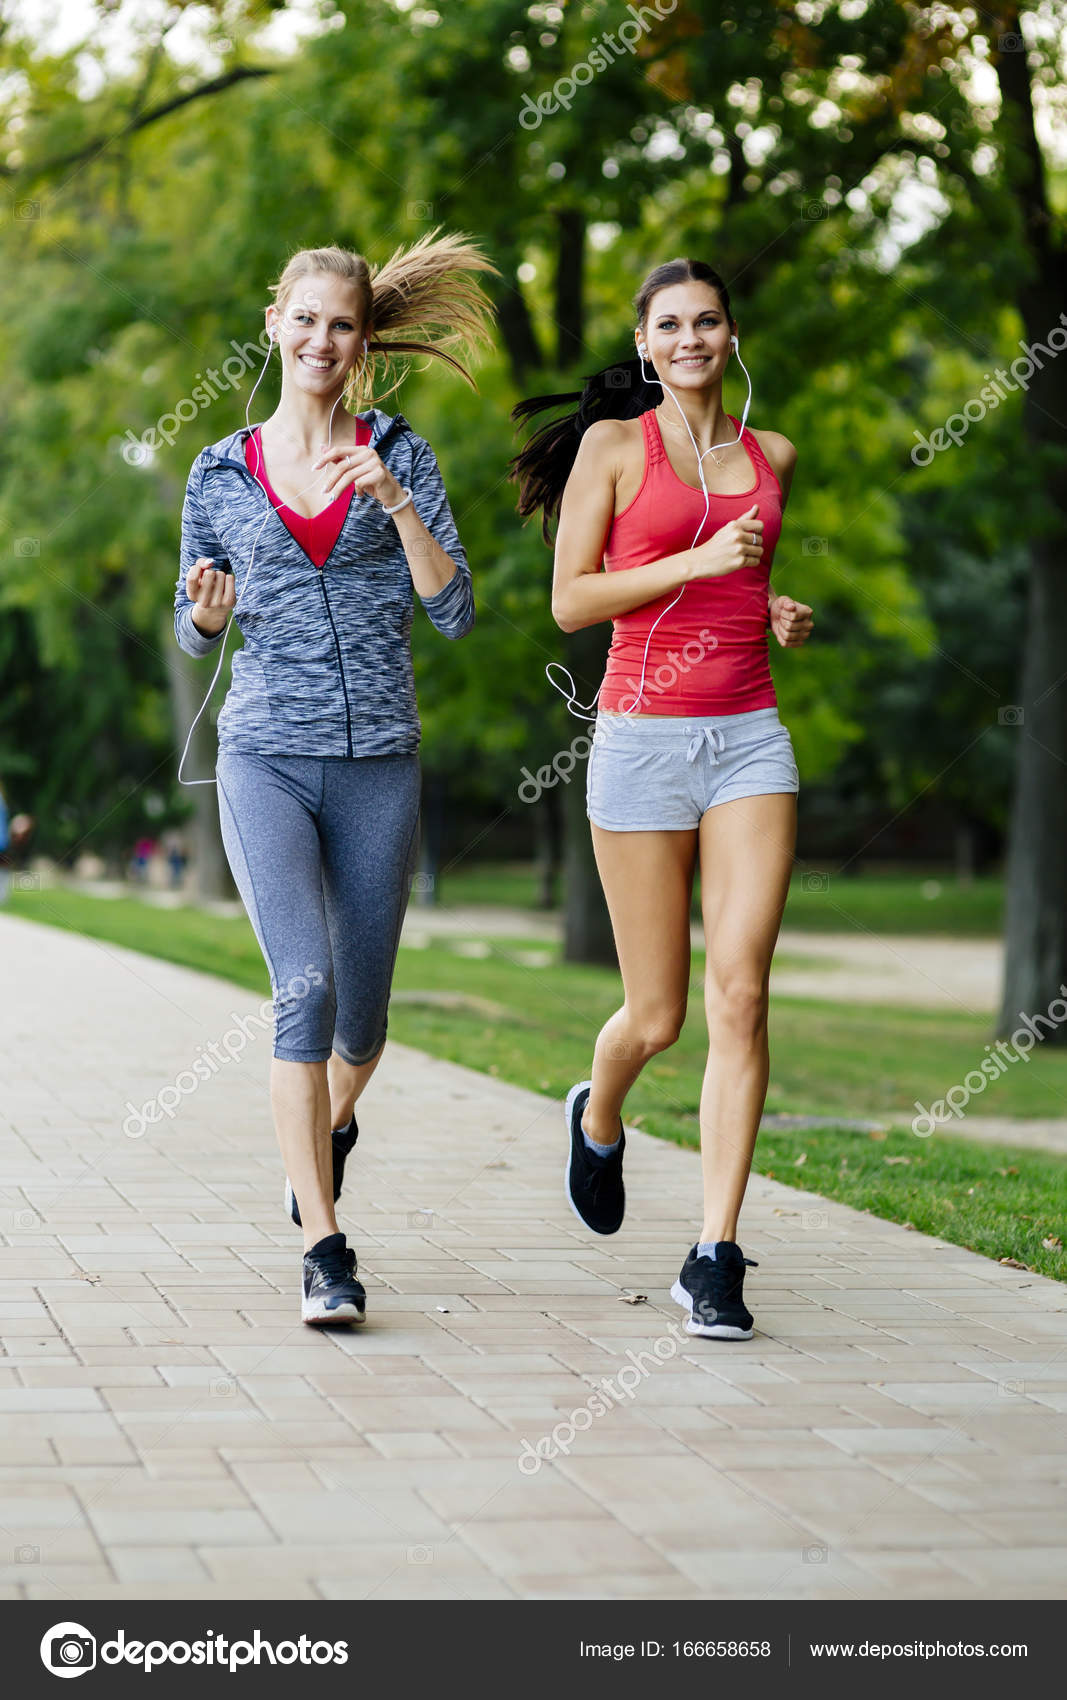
(686, 726), (727, 765)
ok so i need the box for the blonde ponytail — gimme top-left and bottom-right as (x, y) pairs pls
(268, 228), (499, 413)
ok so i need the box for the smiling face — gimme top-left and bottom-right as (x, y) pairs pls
(637, 280), (736, 387)
(267, 271), (369, 393)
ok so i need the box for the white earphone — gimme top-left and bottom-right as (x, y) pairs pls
(547, 327), (754, 721)
(177, 325), (371, 786)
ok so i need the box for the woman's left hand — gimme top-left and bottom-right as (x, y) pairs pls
(312, 443), (405, 508)
(769, 594), (814, 648)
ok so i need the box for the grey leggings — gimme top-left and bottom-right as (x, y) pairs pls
(215, 750), (421, 1065)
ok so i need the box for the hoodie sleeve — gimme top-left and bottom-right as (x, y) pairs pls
(407, 434), (475, 640)
(175, 454), (229, 658)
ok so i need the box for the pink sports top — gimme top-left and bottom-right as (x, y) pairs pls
(245, 420), (373, 569)
(597, 409), (782, 716)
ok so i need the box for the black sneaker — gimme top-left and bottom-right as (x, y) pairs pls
(671, 1242), (759, 1340)
(564, 1080), (625, 1235)
(285, 1114), (359, 1227)
(301, 1231), (366, 1326)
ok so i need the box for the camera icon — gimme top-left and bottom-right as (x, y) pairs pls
(40, 1622), (97, 1676)
(801, 871), (829, 893)
(803, 201), (828, 220)
(607, 1040), (632, 1060)
(605, 368), (632, 389)
(410, 871), (435, 894)
(407, 1545), (433, 1563)
(998, 32), (1024, 51)
(14, 537), (40, 557)
(998, 1378), (1024, 1397)
(211, 1377), (236, 1397)
(998, 705), (1023, 726)
(801, 536), (828, 556)
(803, 1542), (828, 1564)
(802, 1209), (829, 1230)
(15, 1544), (39, 1563)
(407, 201), (433, 220)
(14, 872), (41, 892)
(15, 1210), (39, 1229)
(122, 437), (151, 467)
(15, 200), (41, 220)
(409, 1209), (434, 1230)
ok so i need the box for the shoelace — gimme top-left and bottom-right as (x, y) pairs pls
(686, 726), (727, 765)
(696, 1252), (758, 1298)
(312, 1243), (358, 1285)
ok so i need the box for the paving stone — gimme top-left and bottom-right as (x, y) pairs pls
(3, 911), (1066, 1600)
(109, 1546), (211, 1583)
(458, 1519), (673, 1578)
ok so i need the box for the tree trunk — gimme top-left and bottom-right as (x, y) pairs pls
(415, 770), (444, 906)
(163, 627), (237, 904)
(561, 623), (616, 965)
(993, 13), (1067, 1042)
(534, 785), (562, 910)
(996, 535), (1067, 1039)
(953, 819), (976, 886)
(491, 246), (542, 381)
(550, 206), (616, 960)
(555, 207), (585, 367)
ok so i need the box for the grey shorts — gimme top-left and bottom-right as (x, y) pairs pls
(586, 706), (799, 831)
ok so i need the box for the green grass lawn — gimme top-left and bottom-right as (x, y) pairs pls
(433, 861), (1005, 937)
(6, 882), (1065, 1281)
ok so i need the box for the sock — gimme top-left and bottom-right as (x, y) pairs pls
(696, 1239), (737, 1260)
(582, 1117), (621, 1156)
(307, 1232), (345, 1258)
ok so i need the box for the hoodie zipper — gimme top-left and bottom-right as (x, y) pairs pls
(204, 417), (408, 761)
(316, 571), (353, 757)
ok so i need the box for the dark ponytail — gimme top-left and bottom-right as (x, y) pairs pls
(508, 359), (660, 544)
(509, 258), (737, 543)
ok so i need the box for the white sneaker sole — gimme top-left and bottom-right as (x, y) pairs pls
(301, 1292), (365, 1327)
(670, 1278), (753, 1340)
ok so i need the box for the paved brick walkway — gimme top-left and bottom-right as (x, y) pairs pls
(2, 913), (1065, 1601)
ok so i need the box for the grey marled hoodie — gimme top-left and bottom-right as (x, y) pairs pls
(174, 409), (474, 758)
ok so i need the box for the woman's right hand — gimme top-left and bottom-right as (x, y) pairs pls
(186, 557), (235, 634)
(686, 504), (764, 580)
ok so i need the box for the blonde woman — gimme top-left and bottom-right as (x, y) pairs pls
(174, 233), (496, 1325)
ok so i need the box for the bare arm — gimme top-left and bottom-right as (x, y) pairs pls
(550, 420), (763, 633)
(760, 431), (798, 609)
(759, 432), (813, 647)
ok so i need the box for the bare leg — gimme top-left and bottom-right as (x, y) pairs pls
(274, 1045), (385, 1252)
(697, 793), (796, 1243)
(583, 824), (698, 1143)
(327, 1041), (385, 1131)
(271, 1059), (339, 1251)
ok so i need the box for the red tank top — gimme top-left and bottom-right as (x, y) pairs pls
(245, 421), (372, 569)
(597, 409), (781, 716)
